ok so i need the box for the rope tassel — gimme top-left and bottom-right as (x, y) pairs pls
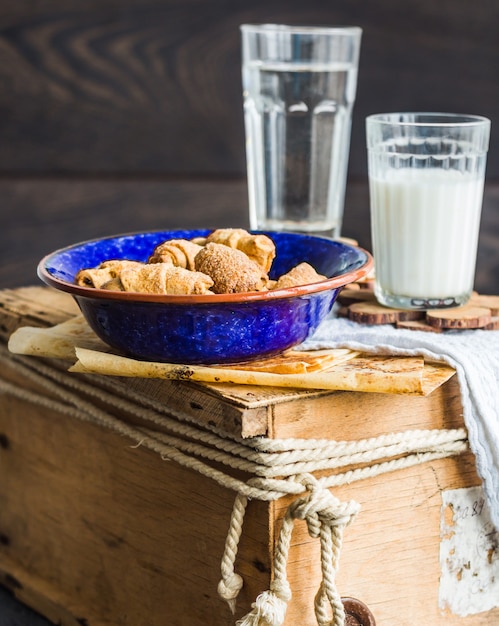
(0, 348), (467, 625)
(234, 475), (360, 626)
(235, 581), (292, 626)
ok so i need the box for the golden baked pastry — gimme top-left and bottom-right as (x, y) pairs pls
(74, 230), (328, 296)
(206, 228), (276, 273)
(120, 264), (214, 295)
(75, 260), (144, 289)
(148, 239), (203, 270)
(272, 262), (326, 289)
(195, 242), (268, 293)
(101, 277), (125, 291)
(190, 237), (207, 246)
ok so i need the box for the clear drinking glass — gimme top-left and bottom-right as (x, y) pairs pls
(241, 24), (362, 238)
(366, 112), (490, 310)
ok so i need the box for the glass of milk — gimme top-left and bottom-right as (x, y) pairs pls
(241, 24), (362, 238)
(366, 112), (490, 310)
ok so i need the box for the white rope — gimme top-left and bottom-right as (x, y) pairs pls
(234, 474), (360, 626)
(0, 346), (469, 626)
(218, 494), (247, 614)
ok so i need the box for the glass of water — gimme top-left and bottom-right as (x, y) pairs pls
(241, 24), (362, 238)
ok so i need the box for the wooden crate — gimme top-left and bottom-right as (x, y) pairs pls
(0, 287), (498, 625)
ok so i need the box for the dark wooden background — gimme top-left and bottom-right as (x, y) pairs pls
(1, 0), (498, 293)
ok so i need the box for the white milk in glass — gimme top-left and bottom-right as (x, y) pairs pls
(370, 167), (484, 306)
(243, 60), (358, 237)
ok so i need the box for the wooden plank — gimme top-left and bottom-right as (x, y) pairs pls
(0, 287), (285, 437)
(0, 2), (246, 174)
(0, 370), (270, 625)
(0, 178), (249, 289)
(272, 454), (492, 625)
(1, 286), (498, 625)
(0, 287), (79, 338)
(2, 360), (496, 625)
(1, 287), (458, 442)
(0, 2), (496, 175)
(270, 373), (464, 442)
(2, 180), (499, 297)
(269, 379), (499, 625)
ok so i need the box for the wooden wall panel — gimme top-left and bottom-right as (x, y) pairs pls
(0, 1), (498, 289)
(0, 0), (496, 176)
(2, 179), (498, 295)
(0, 177), (248, 287)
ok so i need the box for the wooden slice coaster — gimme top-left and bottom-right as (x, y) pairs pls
(337, 305), (351, 318)
(357, 279), (376, 290)
(483, 316), (499, 330)
(468, 294), (499, 315)
(343, 282), (361, 291)
(348, 302), (425, 325)
(426, 306), (492, 329)
(337, 282), (499, 332)
(396, 319), (444, 333)
(337, 288), (377, 307)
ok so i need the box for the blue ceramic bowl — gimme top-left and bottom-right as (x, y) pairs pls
(38, 229), (373, 364)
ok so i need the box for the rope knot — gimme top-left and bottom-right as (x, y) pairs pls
(291, 478), (360, 538)
(218, 572), (244, 612)
(270, 578), (292, 603)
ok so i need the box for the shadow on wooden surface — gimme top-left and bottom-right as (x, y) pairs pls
(0, 586), (53, 626)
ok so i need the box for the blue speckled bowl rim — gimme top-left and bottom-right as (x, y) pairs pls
(37, 229), (373, 304)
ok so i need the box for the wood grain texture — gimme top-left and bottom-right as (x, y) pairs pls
(1, 287), (498, 625)
(269, 379), (499, 625)
(0, 177), (249, 288)
(2, 179), (499, 297)
(0, 375), (268, 626)
(0, 1), (496, 175)
(0, 0), (498, 300)
(0, 2), (244, 174)
(0, 1), (498, 623)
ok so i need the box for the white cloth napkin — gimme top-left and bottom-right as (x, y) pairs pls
(301, 315), (499, 530)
